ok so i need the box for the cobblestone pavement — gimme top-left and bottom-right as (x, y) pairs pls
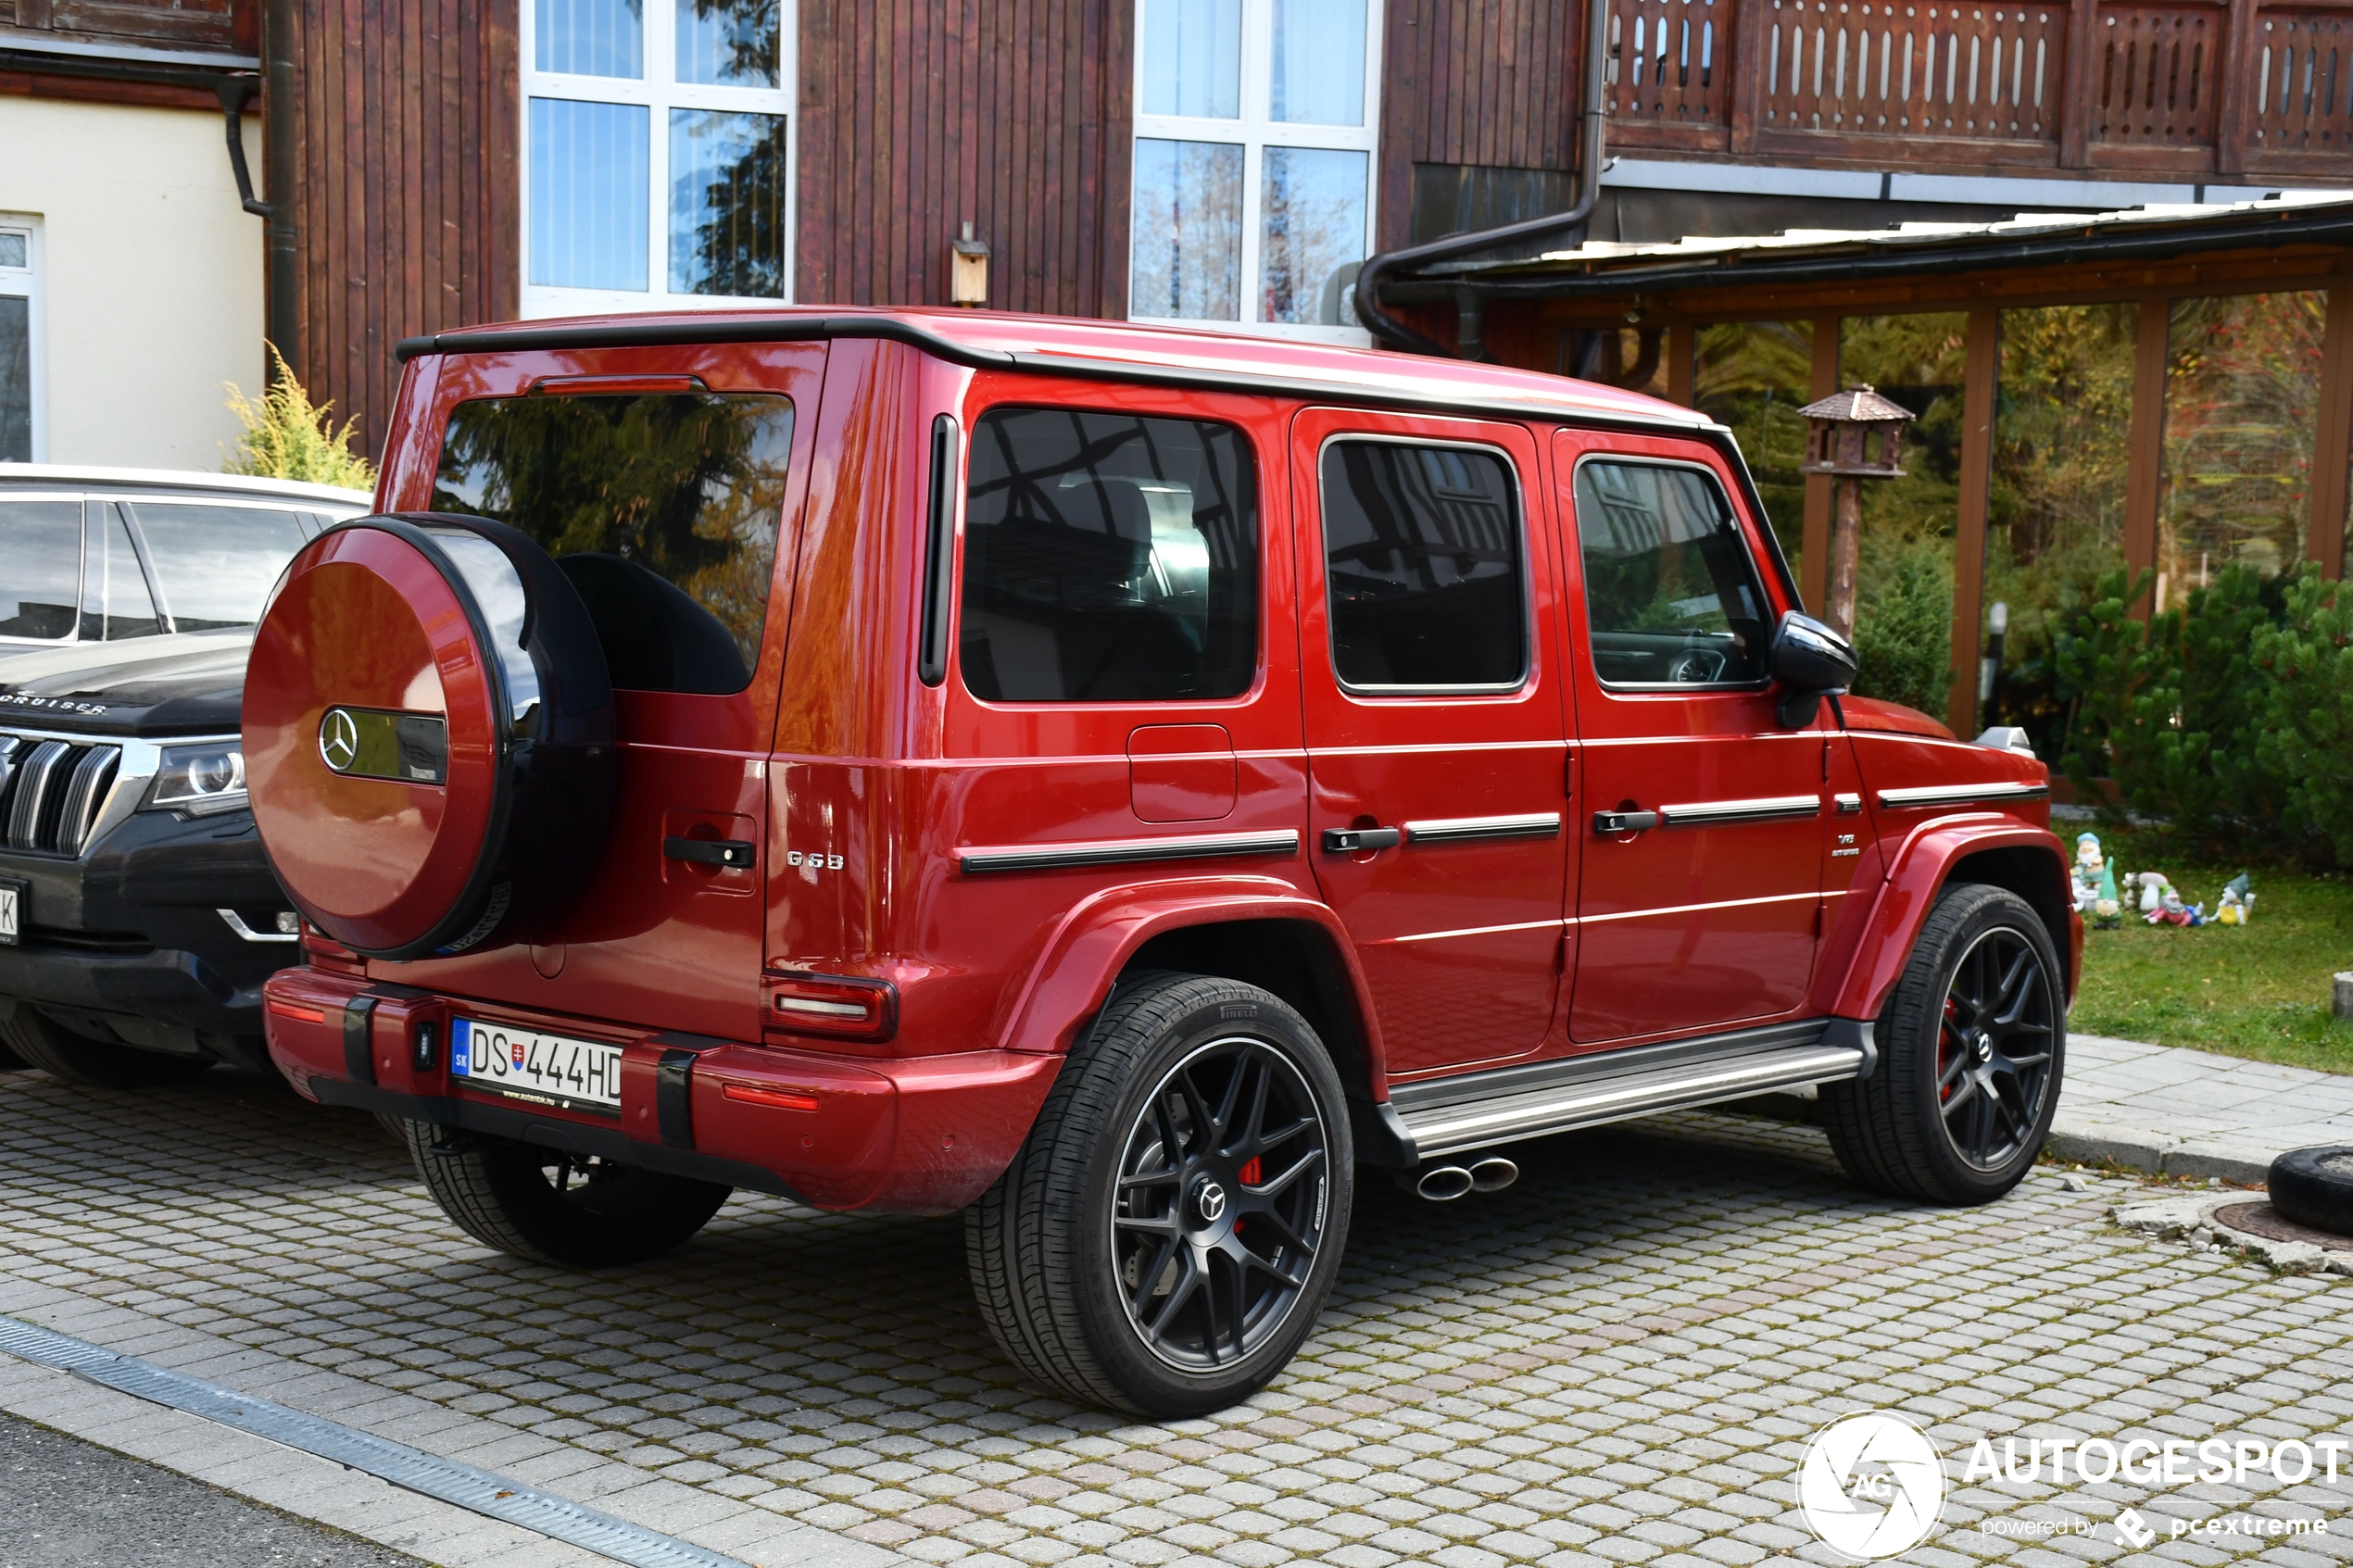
(1, 1062), (2348, 1567)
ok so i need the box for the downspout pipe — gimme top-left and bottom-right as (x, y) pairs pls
(1353, 0), (1611, 358)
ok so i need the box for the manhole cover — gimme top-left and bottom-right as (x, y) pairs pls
(2215, 1201), (2353, 1251)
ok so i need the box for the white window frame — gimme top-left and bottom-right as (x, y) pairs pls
(0, 214), (45, 462)
(520, 0), (798, 319)
(1128, 0), (1382, 346)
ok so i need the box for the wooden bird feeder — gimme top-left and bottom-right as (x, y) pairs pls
(1798, 383), (1915, 638)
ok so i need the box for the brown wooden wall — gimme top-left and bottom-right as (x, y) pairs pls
(283, 0), (518, 460)
(1376, 0), (1587, 250)
(795, 0), (1133, 317)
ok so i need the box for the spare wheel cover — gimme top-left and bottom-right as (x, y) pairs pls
(244, 515), (613, 959)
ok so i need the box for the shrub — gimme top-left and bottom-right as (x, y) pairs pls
(223, 346), (375, 491)
(2252, 573), (2353, 866)
(1849, 539), (1953, 717)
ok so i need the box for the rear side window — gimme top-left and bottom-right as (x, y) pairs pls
(1320, 440), (1526, 691)
(962, 408), (1258, 702)
(124, 502), (310, 633)
(1574, 459), (1768, 686)
(0, 499), (79, 640)
(431, 393), (794, 693)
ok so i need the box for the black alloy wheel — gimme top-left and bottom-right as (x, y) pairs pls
(1819, 882), (2067, 1206)
(1110, 1035), (1332, 1372)
(1933, 925), (2057, 1170)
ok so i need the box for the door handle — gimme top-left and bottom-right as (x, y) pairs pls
(664, 835), (756, 868)
(1321, 826), (1403, 853)
(1591, 809), (1659, 835)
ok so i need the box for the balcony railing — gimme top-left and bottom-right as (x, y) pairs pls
(1605, 0), (2353, 178)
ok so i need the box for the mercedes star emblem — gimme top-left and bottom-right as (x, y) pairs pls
(1195, 1179), (1227, 1224)
(319, 708), (360, 772)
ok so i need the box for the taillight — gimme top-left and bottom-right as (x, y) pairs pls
(723, 1083), (821, 1112)
(762, 972), (899, 1042)
(266, 998), (328, 1023)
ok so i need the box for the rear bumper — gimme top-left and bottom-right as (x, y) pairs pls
(263, 966), (1061, 1215)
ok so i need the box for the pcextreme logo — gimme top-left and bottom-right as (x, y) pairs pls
(1796, 1412), (1946, 1560)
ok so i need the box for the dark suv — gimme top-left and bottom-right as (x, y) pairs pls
(249, 310), (2076, 1417)
(0, 466), (371, 1084)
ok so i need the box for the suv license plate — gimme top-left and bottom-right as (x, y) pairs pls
(450, 1018), (623, 1114)
(0, 879), (21, 946)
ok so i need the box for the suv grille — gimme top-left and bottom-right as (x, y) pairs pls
(0, 734), (122, 856)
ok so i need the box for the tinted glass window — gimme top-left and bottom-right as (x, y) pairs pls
(1574, 460), (1768, 686)
(0, 499), (78, 639)
(126, 502), (310, 633)
(432, 393), (793, 693)
(1320, 440), (1525, 689)
(82, 507), (161, 641)
(0, 296), (28, 463)
(962, 408), (1258, 702)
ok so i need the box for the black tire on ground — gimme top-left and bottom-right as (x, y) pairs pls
(0, 1006), (213, 1089)
(1820, 883), (2065, 1206)
(965, 972), (1353, 1418)
(373, 1111), (410, 1145)
(2268, 1147), (2353, 1236)
(400, 1121), (732, 1268)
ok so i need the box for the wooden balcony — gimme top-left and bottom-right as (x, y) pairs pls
(1604, 0), (2353, 181)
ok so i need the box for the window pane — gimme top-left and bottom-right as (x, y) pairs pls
(1985, 303), (2136, 759)
(126, 503), (312, 633)
(1694, 320), (1812, 581)
(535, 0), (642, 77)
(669, 109), (788, 297)
(84, 508), (161, 642)
(2160, 290), (2324, 599)
(1261, 145), (1365, 325)
(0, 295), (27, 463)
(1270, 0), (1365, 124)
(0, 234), (24, 268)
(1841, 312), (1968, 716)
(1574, 460), (1768, 686)
(676, 0), (778, 85)
(1323, 442), (1526, 689)
(1140, 0), (1241, 117)
(0, 500), (79, 640)
(1130, 139), (1242, 321)
(962, 408), (1259, 702)
(530, 98), (649, 291)
(432, 394), (795, 692)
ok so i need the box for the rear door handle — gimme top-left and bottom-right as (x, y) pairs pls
(1321, 826), (1403, 853)
(664, 836), (756, 868)
(1592, 810), (1659, 835)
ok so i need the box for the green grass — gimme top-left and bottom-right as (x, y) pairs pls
(2066, 828), (2353, 1072)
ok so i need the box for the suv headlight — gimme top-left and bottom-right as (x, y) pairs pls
(147, 744), (248, 815)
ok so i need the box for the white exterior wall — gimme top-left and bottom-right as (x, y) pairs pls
(0, 94), (263, 469)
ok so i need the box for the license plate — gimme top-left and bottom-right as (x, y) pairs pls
(0, 879), (20, 946)
(449, 1018), (623, 1114)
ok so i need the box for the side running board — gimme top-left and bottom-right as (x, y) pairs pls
(1389, 1017), (1873, 1162)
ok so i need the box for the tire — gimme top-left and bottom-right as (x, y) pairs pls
(0, 1006), (213, 1090)
(965, 972), (1353, 1418)
(401, 1121), (731, 1268)
(2268, 1147), (2353, 1236)
(1820, 884), (2065, 1205)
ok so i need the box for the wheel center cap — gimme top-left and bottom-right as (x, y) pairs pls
(1974, 1031), (1994, 1062)
(1192, 1178), (1227, 1225)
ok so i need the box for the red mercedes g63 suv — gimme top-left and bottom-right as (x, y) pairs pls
(248, 309), (2076, 1418)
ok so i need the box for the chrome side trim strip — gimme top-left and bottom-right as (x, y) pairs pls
(1877, 781), (2051, 810)
(1403, 811), (1564, 845)
(1397, 1040), (1866, 1158)
(957, 829), (1301, 874)
(1657, 794), (1819, 827)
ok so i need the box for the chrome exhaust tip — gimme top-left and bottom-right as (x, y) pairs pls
(1468, 1156), (1519, 1193)
(1412, 1165), (1475, 1201)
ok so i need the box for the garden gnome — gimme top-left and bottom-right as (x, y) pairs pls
(2093, 864), (2122, 929)
(2213, 873), (2255, 925)
(2149, 884), (2201, 926)
(2071, 834), (2104, 915)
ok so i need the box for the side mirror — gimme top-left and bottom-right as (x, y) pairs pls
(1768, 611), (1856, 728)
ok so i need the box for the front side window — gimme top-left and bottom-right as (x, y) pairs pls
(1574, 459), (1769, 687)
(523, 0), (795, 315)
(124, 503), (312, 633)
(0, 499), (79, 641)
(1129, 0), (1379, 340)
(431, 392), (794, 693)
(1321, 440), (1527, 691)
(0, 220), (38, 461)
(962, 408), (1259, 703)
